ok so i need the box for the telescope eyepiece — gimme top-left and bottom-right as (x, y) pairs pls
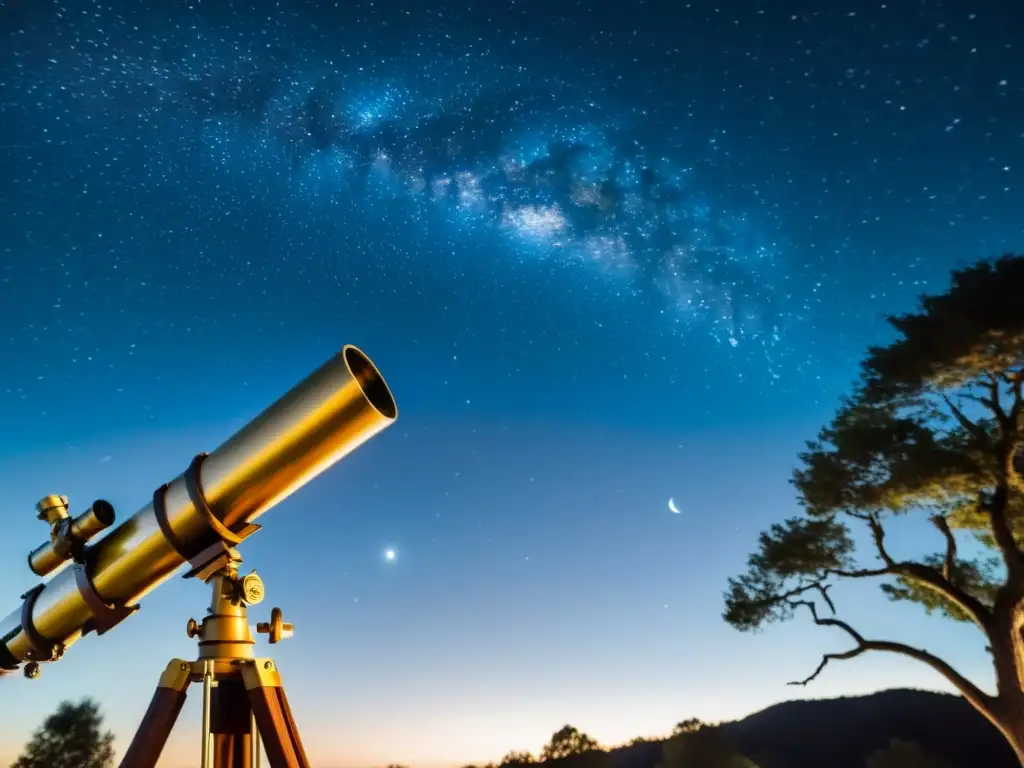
(28, 498), (116, 578)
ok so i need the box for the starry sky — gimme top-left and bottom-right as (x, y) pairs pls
(0, 1), (1022, 766)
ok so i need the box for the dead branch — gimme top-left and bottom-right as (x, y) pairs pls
(785, 599), (997, 719)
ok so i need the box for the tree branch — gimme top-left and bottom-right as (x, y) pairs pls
(829, 566), (892, 579)
(785, 600), (997, 719)
(865, 513), (896, 568)
(981, 486), (1024, 575)
(1008, 371), (1024, 431)
(930, 514), (957, 582)
(983, 372), (1012, 436)
(854, 513), (993, 630)
(939, 392), (988, 443)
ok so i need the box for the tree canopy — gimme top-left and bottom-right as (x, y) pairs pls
(11, 698), (115, 768)
(722, 254), (1024, 758)
(501, 751), (538, 766)
(541, 725), (600, 760)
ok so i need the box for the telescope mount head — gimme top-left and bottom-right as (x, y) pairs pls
(182, 545), (293, 662)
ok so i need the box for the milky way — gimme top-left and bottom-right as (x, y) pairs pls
(3, 10), (791, 369)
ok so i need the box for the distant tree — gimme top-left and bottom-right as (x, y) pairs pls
(672, 718), (706, 735)
(541, 725), (600, 760)
(866, 739), (951, 768)
(11, 698), (114, 768)
(501, 751), (537, 766)
(661, 726), (758, 768)
(722, 253), (1024, 764)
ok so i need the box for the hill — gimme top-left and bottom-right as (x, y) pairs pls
(598, 689), (1017, 768)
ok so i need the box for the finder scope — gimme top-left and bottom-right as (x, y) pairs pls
(28, 495), (117, 578)
(0, 344), (398, 678)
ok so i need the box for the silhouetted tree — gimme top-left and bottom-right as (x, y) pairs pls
(673, 718), (706, 735)
(541, 725), (600, 760)
(11, 698), (114, 768)
(501, 751), (537, 766)
(866, 738), (951, 768)
(662, 726), (759, 768)
(722, 254), (1024, 763)
(626, 736), (653, 745)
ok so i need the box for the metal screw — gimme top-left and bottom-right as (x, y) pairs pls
(24, 662), (40, 679)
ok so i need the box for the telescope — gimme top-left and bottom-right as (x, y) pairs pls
(0, 345), (398, 768)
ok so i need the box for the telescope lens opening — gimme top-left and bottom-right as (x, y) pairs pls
(344, 346), (397, 420)
(92, 500), (115, 526)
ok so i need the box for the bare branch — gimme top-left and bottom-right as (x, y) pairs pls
(813, 582), (836, 614)
(866, 513), (897, 568)
(785, 600), (997, 719)
(829, 566), (892, 579)
(789, 647), (866, 686)
(930, 514), (957, 582)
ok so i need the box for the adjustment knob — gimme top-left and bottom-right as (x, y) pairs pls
(256, 607), (294, 644)
(186, 618), (201, 638)
(24, 662), (40, 680)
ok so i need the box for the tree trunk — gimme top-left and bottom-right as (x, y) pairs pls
(991, 714), (1024, 767)
(987, 588), (1024, 766)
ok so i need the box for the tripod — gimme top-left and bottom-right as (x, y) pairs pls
(120, 545), (310, 768)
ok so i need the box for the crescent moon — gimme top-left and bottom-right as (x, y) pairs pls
(668, 497), (681, 514)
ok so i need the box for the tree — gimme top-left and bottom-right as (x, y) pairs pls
(672, 717), (707, 735)
(722, 255), (1024, 763)
(11, 698), (115, 768)
(501, 752), (537, 766)
(866, 738), (951, 768)
(541, 725), (599, 760)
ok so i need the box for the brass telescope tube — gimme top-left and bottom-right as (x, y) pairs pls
(0, 345), (397, 673)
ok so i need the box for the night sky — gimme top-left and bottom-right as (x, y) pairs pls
(0, 1), (1022, 766)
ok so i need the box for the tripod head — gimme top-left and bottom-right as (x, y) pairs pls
(1, 344), (398, 681)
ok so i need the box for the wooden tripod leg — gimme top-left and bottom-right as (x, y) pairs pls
(241, 659), (312, 768)
(119, 660), (192, 768)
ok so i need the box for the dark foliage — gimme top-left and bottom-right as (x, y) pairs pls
(10, 698), (115, 768)
(527, 689), (1014, 768)
(717, 689), (1014, 768)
